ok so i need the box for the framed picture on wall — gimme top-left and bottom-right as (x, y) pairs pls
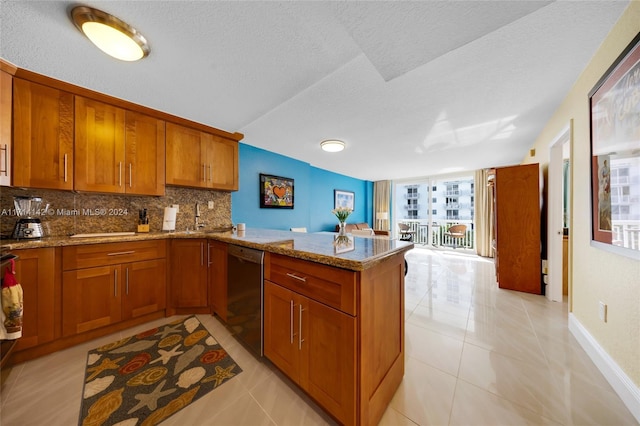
(589, 32), (640, 259)
(260, 173), (294, 209)
(334, 189), (355, 211)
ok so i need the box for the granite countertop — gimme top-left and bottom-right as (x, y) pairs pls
(0, 228), (413, 271)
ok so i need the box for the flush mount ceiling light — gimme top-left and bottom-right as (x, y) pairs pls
(320, 139), (345, 152)
(71, 6), (150, 61)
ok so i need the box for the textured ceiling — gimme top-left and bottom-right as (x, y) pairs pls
(0, 1), (630, 181)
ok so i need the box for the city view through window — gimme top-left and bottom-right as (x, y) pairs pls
(394, 175), (475, 249)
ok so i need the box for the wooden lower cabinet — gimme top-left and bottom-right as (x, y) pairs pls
(208, 240), (227, 321)
(170, 239), (208, 308)
(264, 280), (356, 424)
(62, 260), (166, 336)
(62, 241), (167, 337)
(264, 251), (405, 426)
(13, 247), (59, 351)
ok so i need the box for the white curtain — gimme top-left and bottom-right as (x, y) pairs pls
(474, 169), (494, 257)
(374, 180), (391, 231)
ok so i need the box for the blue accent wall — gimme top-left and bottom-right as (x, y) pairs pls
(232, 143), (373, 232)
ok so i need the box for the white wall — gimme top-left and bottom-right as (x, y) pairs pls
(526, 2), (640, 389)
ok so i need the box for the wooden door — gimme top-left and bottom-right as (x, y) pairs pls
(170, 239), (208, 307)
(12, 248), (57, 351)
(75, 96), (126, 193)
(208, 240), (228, 321)
(203, 134), (238, 191)
(165, 123), (205, 188)
(12, 78), (74, 190)
(122, 259), (166, 320)
(263, 280), (300, 381)
(124, 111), (165, 196)
(62, 265), (121, 336)
(495, 164), (541, 294)
(0, 66), (13, 186)
(299, 296), (356, 425)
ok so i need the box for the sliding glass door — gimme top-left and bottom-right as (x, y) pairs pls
(393, 174), (475, 250)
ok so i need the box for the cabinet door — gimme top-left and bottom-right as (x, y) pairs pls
(0, 68), (12, 186)
(203, 134), (238, 191)
(12, 78), (74, 190)
(13, 248), (57, 351)
(122, 259), (166, 320)
(208, 240), (227, 321)
(170, 239), (208, 307)
(263, 281), (300, 381)
(165, 123), (205, 188)
(75, 96), (126, 193)
(125, 111), (165, 196)
(299, 297), (356, 425)
(62, 265), (121, 336)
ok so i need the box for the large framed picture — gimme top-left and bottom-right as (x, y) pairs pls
(260, 173), (294, 209)
(589, 32), (640, 259)
(334, 189), (355, 210)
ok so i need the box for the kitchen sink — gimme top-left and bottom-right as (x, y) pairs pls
(70, 232), (137, 238)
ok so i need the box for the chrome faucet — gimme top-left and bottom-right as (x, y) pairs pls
(195, 202), (206, 229)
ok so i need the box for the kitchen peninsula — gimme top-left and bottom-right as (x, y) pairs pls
(1, 229), (413, 426)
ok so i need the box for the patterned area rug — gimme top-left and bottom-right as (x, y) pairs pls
(79, 316), (242, 425)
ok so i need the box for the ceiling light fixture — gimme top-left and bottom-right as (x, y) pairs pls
(71, 6), (150, 61)
(320, 140), (345, 152)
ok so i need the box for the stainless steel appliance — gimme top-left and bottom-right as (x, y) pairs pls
(226, 244), (264, 356)
(12, 196), (45, 239)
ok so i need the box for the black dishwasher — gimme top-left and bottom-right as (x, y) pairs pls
(226, 244), (264, 357)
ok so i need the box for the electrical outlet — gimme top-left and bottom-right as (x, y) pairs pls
(208, 201), (214, 209)
(599, 301), (607, 322)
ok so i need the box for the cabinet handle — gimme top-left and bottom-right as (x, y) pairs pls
(0, 144), (7, 176)
(129, 163), (132, 188)
(286, 273), (307, 283)
(63, 154), (68, 182)
(298, 304), (305, 350)
(201, 243), (204, 266)
(208, 164), (212, 181)
(207, 243), (212, 267)
(118, 162), (122, 187)
(114, 269), (118, 296)
(290, 300), (294, 344)
(107, 250), (135, 256)
(125, 267), (129, 295)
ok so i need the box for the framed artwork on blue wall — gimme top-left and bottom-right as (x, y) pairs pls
(334, 189), (355, 210)
(260, 173), (294, 208)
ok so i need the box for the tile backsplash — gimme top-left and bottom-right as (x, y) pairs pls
(0, 186), (232, 237)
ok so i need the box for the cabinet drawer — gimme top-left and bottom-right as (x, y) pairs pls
(63, 240), (166, 270)
(267, 253), (357, 316)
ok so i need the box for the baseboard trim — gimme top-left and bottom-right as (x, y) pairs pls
(569, 313), (640, 423)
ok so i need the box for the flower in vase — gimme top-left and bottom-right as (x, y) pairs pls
(332, 207), (353, 223)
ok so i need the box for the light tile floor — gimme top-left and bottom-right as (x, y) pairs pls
(1, 247), (637, 425)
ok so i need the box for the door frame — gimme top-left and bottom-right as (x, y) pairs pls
(547, 122), (571, 303)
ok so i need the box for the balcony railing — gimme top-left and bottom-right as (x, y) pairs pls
(398, 219), (474, 249)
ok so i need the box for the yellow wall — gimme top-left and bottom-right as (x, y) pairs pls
(526, 2), (640, 387)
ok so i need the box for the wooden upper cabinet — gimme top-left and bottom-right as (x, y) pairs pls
(166, 122), (238, 191)
(165, 123), (204, 187)
(124, 110), (165, 196)
(75, 97), (165, 195)
(75, 96), (126, 193)
(0, 63), (15, 187)
(206, 134), (238, 191)
(12, 78), (74, 190)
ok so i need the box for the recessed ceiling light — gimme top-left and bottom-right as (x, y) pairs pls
(320, 140), (345, 152)
(71, 6), (150, 61)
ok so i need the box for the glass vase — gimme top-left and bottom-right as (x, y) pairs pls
(338, 221), (347, 236)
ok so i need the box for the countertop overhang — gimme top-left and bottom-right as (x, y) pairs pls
(0, 228), (414, 271)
